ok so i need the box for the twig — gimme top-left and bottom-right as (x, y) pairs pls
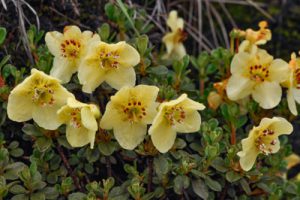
(230, 123), (236, 145)
(105, 156), (112, 177)
(56, 144), (83, 192)
(147, 157), (153, 193)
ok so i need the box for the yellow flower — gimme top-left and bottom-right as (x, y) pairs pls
(7, 69), (74, 130)
(282, 53), (300, 115)
(149, 94), (205, 153)
(162, 10), (186, 60)
(100, 85), (159, 150)
(245, 21), (271, 45)
(226, 47), (289, 109)
(78, 41), (140, 93)
(57, 98), (100, 148)
(45, 25), (100, 83)
(238, 117), (293, 171)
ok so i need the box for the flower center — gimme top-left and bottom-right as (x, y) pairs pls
(99, 50), (120, 69)
(249, 64), (269, 82)
(69, 108), (82, 128)
(293, 68), (300, 89)
(61, 39), (81, 59)
(31, 81), (55, 107)
(122, 100), (146, 123)
(164, 105), (186, 125)
(174, 29), (187, 43)
(255, 128), (276, 155)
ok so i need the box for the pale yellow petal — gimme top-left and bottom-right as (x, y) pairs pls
(66, 97), (86, 108)
(292, 88), (300, 104)
(149, 120), (177, 153)
(252, 81), (281, 109)
(45, 31), (63, 56)
(173, 43), (186, 60)
(117, 42), (140, 68)
(64, 25), (82, 39)
(257, 49), (273, 66)
(81, 107), (98, 131)
(181, 97), (205, 111)
(78, 58), (106, 93)
(7, 89), (33, 122)
(142, 102), (159, 124)
(230, 52), (252, 75)
(113, 122), (146, 150)
(226, 75), (254, 100)
(268, 117), (293, 136)
(53, 86), (75, 106)
(167, 10), (184, 31)
(100, 102), (121, 130)
(287, 89), (297, 115)
(32, 105), (62, 130)
(134, 85), (159, 105)
(105, 67), (136, 90)
(66, 125), (95, 148)
(162, 33), (175, 55)
(50, 57), (77, 83)
(268, 59), (289, 83)
(174, 110), (201, 133)
(238, 148), (259, 171)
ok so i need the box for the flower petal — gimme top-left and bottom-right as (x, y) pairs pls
(287, 89), (297, 115)
(162, 33), (175, 55)
(174, 110), (201, 133)
(117, 42), (140, 68)
(149, 120), (177, 153)
(269, 59), (289, 83)
(7, 89), (33, 122)
(100, 102), (121, 130)
(105, 67), (136, 90)
(32, 105), (62, 130)
(113, 122), (146, 150)
(81, 107), (98, 131)
(252, 81), (282, 109)
(226, 75), (254, 100)
(231, 52), (252, 74)
(50, 57), (77, 83)
(181, 97), (205, 111)
(237, 136), (259, 171)
(269, 117), (293, 136)
(66, 125), (95, 148)
(167, 10), (184, 31)
(292, 88), (300, 104)
(45, 31), (63, 56)
(238, 148), (259, 171)
(64, 25), (82, 39)
(173, 43), (186, 59)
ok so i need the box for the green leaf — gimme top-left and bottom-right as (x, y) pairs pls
(211, 157), (228, 173)
(98, 141), (117, 156)
(10, 148), (24, 157)
(0, 55), (10, 69)
(11, 194), (29, 200)
(30, 192), (45, 200)
(136, 35), (148, 55)
(173, 175), (190, 195)
(35, 137), (52, 152)
(205, 177), (222, 192)
(147, 65), (168, 76)
(192, 179), (209, 200)
(240, 178), (251, 195)
(225, 171), (242, 183)
(10, 185), (27, 194)
(98, 23), (110, 41)
(154, 155), (169, 176)
(68, 192), (86, 200)
(2, 64), (17, 79)
(22, 124), (43, 137)
(116, 0), (139, 36)
(0, 27), (7, 45)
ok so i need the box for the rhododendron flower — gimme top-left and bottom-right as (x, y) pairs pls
(149, 94), (205, 153)
(244, 21), (271, 45)
(78, 41), (140, 93)
(7, 69), (74, 130)
(285, 153), (300, 170)
(100, 85), (159, 150)
(226, 48), (289, 109)
(282, 53), (300, 115)
(162, 10), (186, 60)
(45, 25), (100, 83)
(238, 117), (293, 171)
(57, 98), (100, 148)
